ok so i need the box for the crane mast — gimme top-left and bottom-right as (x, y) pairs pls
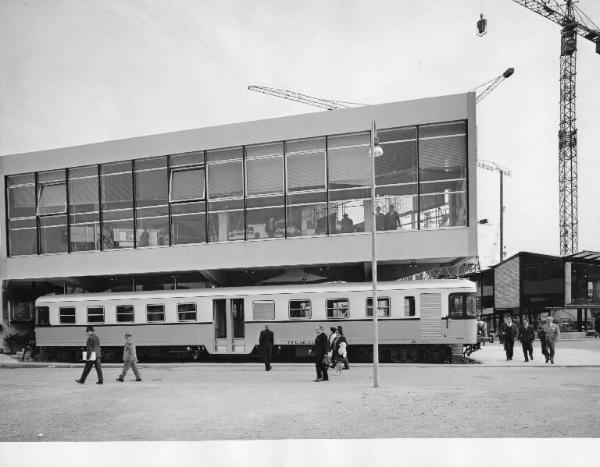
(512, 0), (600, 255)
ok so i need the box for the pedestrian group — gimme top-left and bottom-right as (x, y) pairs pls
(498, 315), (561, 364)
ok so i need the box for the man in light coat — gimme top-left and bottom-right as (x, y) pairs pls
(541, 316), (560, 364)
(116, 332), (142, 382)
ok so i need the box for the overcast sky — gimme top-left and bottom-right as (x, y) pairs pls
(1, 0), (599, 268)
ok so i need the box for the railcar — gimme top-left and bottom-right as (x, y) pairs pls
(33, 279), (477, 363)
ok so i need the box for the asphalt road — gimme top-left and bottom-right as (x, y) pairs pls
(1, 359), (599, 441)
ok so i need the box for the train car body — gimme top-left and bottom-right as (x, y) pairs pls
(34, 279), (477, 363)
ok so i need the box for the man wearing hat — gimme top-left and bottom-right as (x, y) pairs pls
(75, 326), (103, 384)
(116, 332), (142, 382)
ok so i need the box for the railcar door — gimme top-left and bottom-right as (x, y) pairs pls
(213, 298), (245, 353)
(419, 293), (442, 342)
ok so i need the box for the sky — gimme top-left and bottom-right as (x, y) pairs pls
(1, 0), (599, 269)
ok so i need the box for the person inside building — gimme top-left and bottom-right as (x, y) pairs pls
(375, 206), (385, 231)
(542, 316), (560, 364)
(499, 315), (518, 361)
(340, 213), (354, 233)
(384, 204), (400, 230)
(520, 318), (535, 362)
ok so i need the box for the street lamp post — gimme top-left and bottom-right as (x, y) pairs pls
(370, 119), (384, 388)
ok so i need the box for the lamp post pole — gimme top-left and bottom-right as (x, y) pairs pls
(499, 170), (504, 262)
(370, 119), (379, 388)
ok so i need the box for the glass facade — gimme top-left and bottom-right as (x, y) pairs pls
(4, 120), (469, 256)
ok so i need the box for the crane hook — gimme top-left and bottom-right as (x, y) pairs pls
(476, 13), (487, 36)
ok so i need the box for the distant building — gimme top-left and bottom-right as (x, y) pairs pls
(470, 251), (600, 335)
(0, 93), (478, 345)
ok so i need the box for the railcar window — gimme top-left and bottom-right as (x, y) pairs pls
(59, 307), (76, 324)
(177, 303), (197, 321)
(289, 300), (311, 319)
(116, 305), (135, 322)
(87, 306), (104, 323)
(253, 300), (275, 320)
(326, 299), (349, 319)
(366, 297), (390, 317)
(403, 296), (416, 317)
(146, 304), (165, 322)
(36, 306), (50, 326)
(449, 293), (477, 318)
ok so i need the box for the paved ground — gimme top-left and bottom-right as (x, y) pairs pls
(1, 340), (599, 442)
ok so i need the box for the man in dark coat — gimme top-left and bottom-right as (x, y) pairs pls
(499, 316), (518, 361)
(313, 326), (329, 382)
(76, 326), (103, 384)
(384, 204), (400, 230)
(259, 324), (274, 371)
(537, 317), (548, 361)
(595, 313), (600, 338)
(520, 318), (535, 362)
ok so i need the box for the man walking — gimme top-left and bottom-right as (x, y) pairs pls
(75, 326), (103, 385)
(520, 318), (535, 362)
(259, 324), (274, 371)
(499, 316), (518, 361)
(116, 332), (142, 382)
(313, 326), (329, 382)
(542, 316), (560, 364)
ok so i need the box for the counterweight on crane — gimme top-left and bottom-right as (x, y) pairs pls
(512, 0), (600, 255)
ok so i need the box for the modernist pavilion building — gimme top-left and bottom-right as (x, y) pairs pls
(0, 92), (477, 335)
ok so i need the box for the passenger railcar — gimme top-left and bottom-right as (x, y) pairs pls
(33, 279), (477, 363)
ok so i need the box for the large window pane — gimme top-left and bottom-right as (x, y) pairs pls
(286, 192), (328, 237)
(420, 191), (467, 229)
(101, 162), (133, 249)
(328, 189), (370, 234)
(208, 199), (244, 242)
(376, 127), (418, 186)
(208, 160), (244, 198)
(171, 201), (206, 244)
(419, 122), (467, 182)
(69, 166), (100, 251)
(327, 133), (370, 189)
(135, 158), (168, 247)
(286, 152), (326, 192)
(8, 218), (37, 256)
(37, 183), (66, 216)
(39, 215), (68, 254)
(170, 168), (205, 202)
(7, 174), (36, 218)
(69, 166), (99, 214)
(246, 156), (283, 196)
(170, 151), (205, 168)
(246, 196), (284, 239)
(70, 213), (101, 252)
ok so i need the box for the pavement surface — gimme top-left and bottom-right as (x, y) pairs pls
(1, 339), (599, 441)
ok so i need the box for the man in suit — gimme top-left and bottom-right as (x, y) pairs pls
(259, 324), (274, 371)
(384, 204), (401, 231)
(116, 332), (142, 382)
(75, 326), (103, 384)
(313, 326), (329, 382)
(520, 318), (535, 362)
(499, 316), (518, 361)
(542, 316), (561, 364)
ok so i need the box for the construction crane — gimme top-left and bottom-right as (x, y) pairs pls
(470, 68), (515, 103)
(247, 85), (363, 111)
(249, 67), (513, 111)
(511, 0), (600, 255)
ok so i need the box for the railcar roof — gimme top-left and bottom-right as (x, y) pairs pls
(35, 279), (475, 305)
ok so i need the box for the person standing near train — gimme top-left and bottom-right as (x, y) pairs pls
(75, 326), (103, 385)
(116, 332), (142, 382)
(259, 324), (274, 371)
(312, 326), (329, 382)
